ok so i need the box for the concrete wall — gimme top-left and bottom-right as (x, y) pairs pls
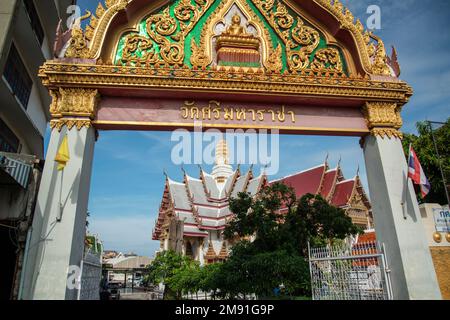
(363, 136), (441, 299)
(430, 248), (450, 300)
(22, 127), (96, 300)
(420, 204), (450, 300)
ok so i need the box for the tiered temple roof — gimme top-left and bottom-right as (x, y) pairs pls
(271, 161), (372, 228)
(152, 141), (267, 241)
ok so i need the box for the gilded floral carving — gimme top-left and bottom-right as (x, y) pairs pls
(85, 0), (128, 56)
(311, 48), (343, 72)
(190, 38), (210, 69)
(252, 0), (343, 73)
(62, 0), (401, 77)
(363, 102), (403, 139)
(49, 88), (99, 131)
(120, 1), (213, 67)
(65, 27), (90, 58)
(371, 40), (392, 76)
(265, 44), (283, 73)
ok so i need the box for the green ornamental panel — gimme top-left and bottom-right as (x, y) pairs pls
(114, 0), (348, 75)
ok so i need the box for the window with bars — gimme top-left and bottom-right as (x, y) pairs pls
(3, 44), (33, 109)
(0, 118), (19, 153)
(23, 0), (44, 45)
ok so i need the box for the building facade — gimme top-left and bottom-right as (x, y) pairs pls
(0, 0), (74, 300)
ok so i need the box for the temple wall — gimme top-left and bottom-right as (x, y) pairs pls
(430, 247), (450, 300)
(419, 203), (450, 300)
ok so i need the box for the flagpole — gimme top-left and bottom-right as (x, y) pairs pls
(402, 144), (412, 220)
(57, 169), (64, 222)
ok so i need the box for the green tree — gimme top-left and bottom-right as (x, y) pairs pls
(218, 182), (361, 299)
(168, 260), (201, 299)
(225, 182), (296, 252)
(402, 119), (450, 204)
(149, 183), (362, 300)
(146, 250), (193, 300)
(198, 263), (222, 300)
(282, 193), (361, 256)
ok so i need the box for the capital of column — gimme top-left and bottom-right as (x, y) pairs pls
(49, 88), (99, 131)
(362, 102), (403, 139)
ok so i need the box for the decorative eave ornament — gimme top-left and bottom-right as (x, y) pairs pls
(64, 26), (90, 59)
(370, 39), (392, 76)
(314, 0), (394, 76)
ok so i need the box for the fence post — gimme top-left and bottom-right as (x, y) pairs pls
(307, 242), (315, 300)
(381, 243), (393, 300)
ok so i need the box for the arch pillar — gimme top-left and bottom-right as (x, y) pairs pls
(21, 89), (98, 300)
(362, 102), (441, 299)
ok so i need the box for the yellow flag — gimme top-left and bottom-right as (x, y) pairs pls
(55, 135), (70, 171)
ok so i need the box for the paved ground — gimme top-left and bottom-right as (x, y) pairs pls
(118, 288), (163, 300)
(119, 292), (153, 300)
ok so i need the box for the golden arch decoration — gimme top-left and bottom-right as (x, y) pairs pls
(43, 0), (411, 139)
(73, 0), (393, 77)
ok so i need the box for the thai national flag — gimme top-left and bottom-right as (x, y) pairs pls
(408, 144), (431, 198)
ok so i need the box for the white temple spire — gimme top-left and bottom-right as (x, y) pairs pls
(212, 139), (233, 184)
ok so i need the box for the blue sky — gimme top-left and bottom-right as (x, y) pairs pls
(63, 0), (450, 257)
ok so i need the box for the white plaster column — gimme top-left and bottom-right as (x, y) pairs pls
(21, 126), (95, 300)
(363, 135), (441, 300)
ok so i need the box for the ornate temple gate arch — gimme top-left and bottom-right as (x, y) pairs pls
(21, 0), (441, 299)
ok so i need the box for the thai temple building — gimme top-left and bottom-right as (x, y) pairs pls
(152, 140), (267, 264)
(153, 141), (372, 265)
(271, 162), (373, 229)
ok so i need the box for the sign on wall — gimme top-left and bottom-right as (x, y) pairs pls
(433, 208), (450, 233)
(95, 97), (369, 136)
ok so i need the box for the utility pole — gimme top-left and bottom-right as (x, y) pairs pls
(426, 121), (450, 206)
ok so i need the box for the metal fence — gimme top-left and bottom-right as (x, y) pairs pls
(308, 241), (393, 300)
(79, 250), (102, 300)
